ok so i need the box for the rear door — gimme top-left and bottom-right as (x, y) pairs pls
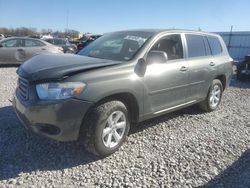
(184, 34), (214, 101)
(206, 36), (227, 78)
(24, 39), (47, 60)
(0, 38), (24, 64)
(143, 34), (190, 115)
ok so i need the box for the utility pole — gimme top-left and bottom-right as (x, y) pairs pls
(66, 9), (69, 36)
(228, 25), (233, 49)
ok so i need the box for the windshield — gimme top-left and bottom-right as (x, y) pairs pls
(78, 31), (153, 61)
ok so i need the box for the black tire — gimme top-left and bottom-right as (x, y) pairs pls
(199, 79), (223, 112)
(80, 101), (130, 157)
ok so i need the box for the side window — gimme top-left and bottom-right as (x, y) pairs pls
(54, 39), (64, 45)
(1, 39), (22, 47)
(25, 39), (44, 47)
(186, 34), (206, 58)
(207, 36), (222, 55)
(53, 39), (59, 45)
(203, 36), (211, 56)
(45, 39), (53, 44)
(150, 34), (183, 60)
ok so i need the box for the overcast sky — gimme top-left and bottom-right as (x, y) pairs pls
(0, 0), (249, 33)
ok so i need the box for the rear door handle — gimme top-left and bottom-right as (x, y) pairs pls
(180, 66), (188, 71)
(17, 48), (24, 51)
(209, 62), (216, 66)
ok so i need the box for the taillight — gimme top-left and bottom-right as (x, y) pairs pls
(229, 57), (235, 65)
(230, 60), (235, 66)
(58, 47), (64, 52)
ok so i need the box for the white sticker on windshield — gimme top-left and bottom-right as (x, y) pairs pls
(124, 35), (147, 46)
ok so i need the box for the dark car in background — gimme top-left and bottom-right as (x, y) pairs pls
(45, 38), (77, 54)
(0, 37), (63, 64)
(77, 34), (102, 52)
(237, 55), (250, 81)
(0, 34), (5, 40)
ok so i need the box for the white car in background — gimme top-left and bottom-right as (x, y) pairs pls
(0, 34), (5, 40)
(0, 37), (63, 65)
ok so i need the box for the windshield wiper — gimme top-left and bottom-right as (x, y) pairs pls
(87, 54), (106, 60)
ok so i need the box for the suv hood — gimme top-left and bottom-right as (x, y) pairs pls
(17, 54), (121, 82)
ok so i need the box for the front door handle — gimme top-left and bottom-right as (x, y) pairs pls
(17, 48), (24, 51)
(209, 62), (216, 66)
(180, 66), (188, 71)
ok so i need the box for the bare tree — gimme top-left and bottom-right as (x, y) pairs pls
(0, 27), (81, 39)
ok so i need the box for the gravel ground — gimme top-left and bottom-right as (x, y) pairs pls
(0, 67), (249, 188)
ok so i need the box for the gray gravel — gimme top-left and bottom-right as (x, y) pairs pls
(0, 67), (249, 188)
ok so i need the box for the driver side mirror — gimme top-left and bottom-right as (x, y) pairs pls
(0, 43), (3, 47)
(147, 50), (168, 64)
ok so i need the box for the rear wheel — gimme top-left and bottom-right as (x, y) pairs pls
(81, 101), (130, 157)
(199, 79), (223, 112)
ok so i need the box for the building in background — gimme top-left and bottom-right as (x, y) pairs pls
(217, 31), (250, 61)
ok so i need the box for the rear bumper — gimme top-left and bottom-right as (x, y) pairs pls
(13, 94), (93, 141)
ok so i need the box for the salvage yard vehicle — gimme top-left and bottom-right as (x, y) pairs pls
(44, 38), (77, 54)
(0, 37), (63, 64)
(77, 34), (102, 52)
(237, 55), (250, 81)
(13, 29), (233, 157)
(0, 34), (5, 40)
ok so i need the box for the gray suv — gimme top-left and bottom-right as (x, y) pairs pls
(13, 29), (233, 157)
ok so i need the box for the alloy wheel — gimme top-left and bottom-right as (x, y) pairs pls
(209, 85), (221, 108)
(102, 111), (126, 148)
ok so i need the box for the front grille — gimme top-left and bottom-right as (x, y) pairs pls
(17, 77), (29, 100)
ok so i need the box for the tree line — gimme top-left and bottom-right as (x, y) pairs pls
(0, 27), (80, 38)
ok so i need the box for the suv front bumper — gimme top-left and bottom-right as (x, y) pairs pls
(12, 94), (93, 141)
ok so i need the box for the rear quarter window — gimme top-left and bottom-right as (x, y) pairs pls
(207, 36), (223, 55)
(45, 39), (53, 44)
(54, 39), (65, 45)
(186, 34), (206, 58)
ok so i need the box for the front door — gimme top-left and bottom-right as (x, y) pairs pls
(143, 34), (189, 115)
(0, 38), (24, 64)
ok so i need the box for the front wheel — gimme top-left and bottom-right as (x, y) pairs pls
(199, 79), (223, 112)
(81, 101), (130, 157)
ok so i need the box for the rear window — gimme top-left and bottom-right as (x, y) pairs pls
(25, 39), (44, 47)
(186, 34), (206, 58)
(207, 36), (222, 55)
(45, 39), (53, 44)
(54, 39), (66, 45)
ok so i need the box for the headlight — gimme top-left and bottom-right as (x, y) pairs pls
(36, 82), (86, 100)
